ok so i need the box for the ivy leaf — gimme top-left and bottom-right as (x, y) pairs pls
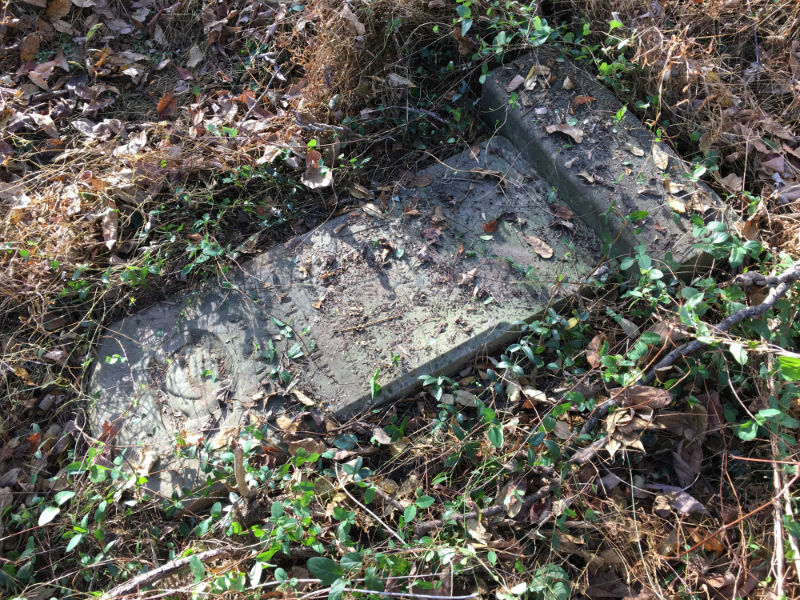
(416, 495), (435, 509)
(308, 557), (343, 585)
(404, 505), (417, 523)
(38, 505), (60, 526)
(189, 555), (205, 583)
(54, 490), (75, 506)
(488, 424), (504, 448)
(729, 342), (747, 365)
(778, 356), (800, 381)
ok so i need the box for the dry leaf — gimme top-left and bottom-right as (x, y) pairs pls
(457, 268), (477, 286)
(652, 144), (670, 170)
(21, 34), (40, 63)
(465, 518), (489, 543)
(482, 219), (498, 233)
(578, 170), (594, 183)
(293, 389), (316, 406)
(668, 196), (686, 213)
(156, 91), (177, 118)
(586, 334), (605, 368)
(562, 76), (574, 90)
(524, 235), (553, 259)
(302, 149), (333, 189)
(349, 184), (373, 199)
(410, 173), (433, 187)
(720, 172), (742, 191)
(101, 207), (118, 250)
(506, 74), (525, 92)
(46, 0), (71, 21)
(545, 123), (583, 143)
(551, 205), (574, 220)
(741, 216), (759, 240)
(186, 44), (204, 68)
(387, 72), (415, 88)
(288, 438), (327, 456)
(341, 3), (365, 36)
(625, 142), (645, 157)
(572, 95), (595, 107)
(617, 385), (671, 409)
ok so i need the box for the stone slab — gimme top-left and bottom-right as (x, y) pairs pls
(482, 50), (735, 265)
(89, 135), (605, 500)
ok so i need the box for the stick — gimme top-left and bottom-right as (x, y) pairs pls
(579, 264), (800, 436)
(101, 546), (243, 599)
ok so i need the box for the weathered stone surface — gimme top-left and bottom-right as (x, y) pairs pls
(89, 135), (604, 500)
(482, 50), (734, 265)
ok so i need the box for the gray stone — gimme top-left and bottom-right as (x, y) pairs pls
(89, 135), (604, 500)
(482, 50), (734, 265)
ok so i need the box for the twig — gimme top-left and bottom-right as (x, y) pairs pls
(101, 546), (244, 599)
(335, 464), (406, 545)
(579, 264), (800, 436)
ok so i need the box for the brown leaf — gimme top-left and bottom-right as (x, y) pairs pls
(741, 217), (760, 241)
(572, 95), (595, 107)
(186, 44), (204, 68)
(156, 91), (177, 119)
(719, 172), (742, 192)
(341, 3), (365, 36)
(46, 0), (71, 21)
(586, 334), (605, 368)
(617, 385), (671, 409)
(482, 219), (498, 233)
(302, 149), (333, 189)
(551, 205), (574, 220)
(524, 235), (553, 258)
(651, 144), (670, 170)
(101, 207), (118, 250)
(545, 123), (583, 143)
(506, 74), (525, 93)
(410, 173), (433, 188)
(457, 268), (477, 286)
(20, 34), (40, 63)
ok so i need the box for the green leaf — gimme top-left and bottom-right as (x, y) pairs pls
(65, 533), (83, 553)
(729, 342), (747, 365)
(639, 332), (661, 345)
(736, 420), (758, 441)
(308, 557), (343, 585)
(488, 424), (504, 448)
(189, 555), (205, 583)
(778, 356), (800, 381)
(329, 577), (348, 600)
(364, 567), (385, 591)
(404, 505), (417, 523)
(86, 22), (104, 41)
(340, 552), (363, 571)
(54, 490), (76, 506)
(38, 505), (60, 526)
(619, 256), (635, 270)
(249, 562), (263, 588)
(416, 495), (435, 509)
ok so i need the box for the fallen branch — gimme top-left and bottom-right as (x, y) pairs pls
(578, 263), (800, 437)
(101, 546), (245, 600)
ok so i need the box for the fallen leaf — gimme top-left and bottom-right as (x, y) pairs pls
(562, 76), (574, 90)
(101, 207), (118, 250)
(482, 219), (498, 233)
(551, 205), (574, 220)
(465, 518), (489, 543)
(668, 196), (686, 214)
(341, 3), (365, 36)
(156, 91), (177, 118)
(624, 142), (645, 157)
(302, 149), (333, 189)
(617, 385), (671, 409)
(586, 334), (605, 368)
(524, 235), (553, 259)
(372, 427), (392, 445)
(647, 484), (706, 515)
(293, 389), (316, 406)
(652, 144), (670, 170)
(506, 74), (525, 92)
(572, 95), (595, 107)
(288, 438), (327, 456)
(21, 34), (40, 63)
(410, 173), (433, 187)
(457, 268), (478, 286)
(349, 184), (373, 199)
(578, 170), (594, 183)
(742, 217), (760, 240)
(545, 123), (583, 143)
(186, 44), (204, 68)
(46, 0), (71, 21)
(720, 172), (742, 192)
(387, 72), (415, 88)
